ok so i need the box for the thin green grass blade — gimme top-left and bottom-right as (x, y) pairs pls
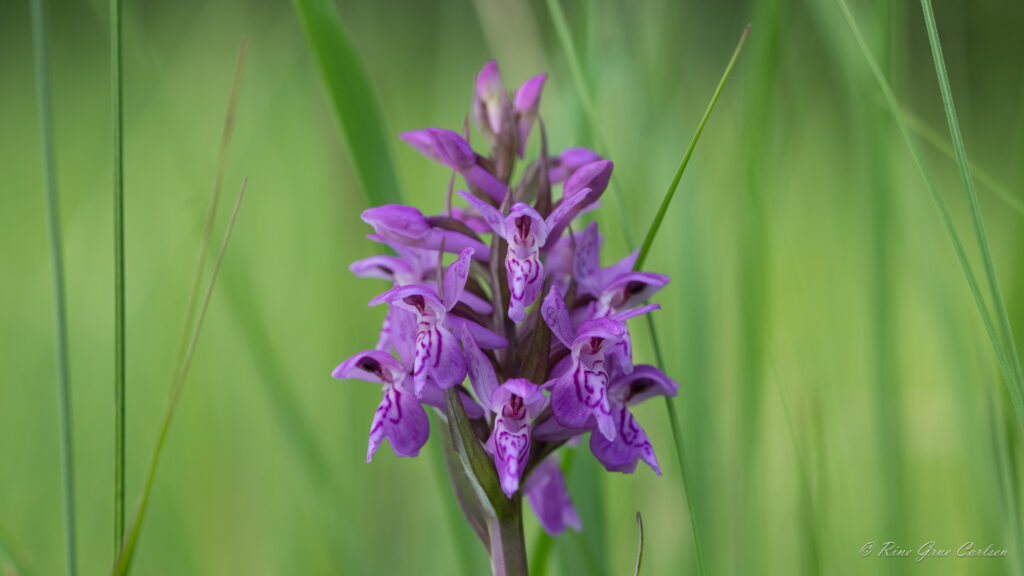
(897, 103), (1024, 218)
(633, 512), (644, 576)
(627, 24), (750, 576)
(171, 40), (247, 390)
(919, 0), (1024, 388)
(292, 0), (401, 206)
(111, 0), (126, 551)
(111, 179), (249, 576)
(544, 0), (633, 247)
(834, 0), (1024, 430)
(634, 24), (751, 270)
(29, 0), (76, 573)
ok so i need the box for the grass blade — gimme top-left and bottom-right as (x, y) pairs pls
(544, 0), (634, 247)
(631, 24), (750, 576)
(29, 0), (77, 573)
(111, 179), (249, 576)
(919, 0), (1024, 388)
(633, 511), (644, 576)
(897, 103), (1024, 218)
(292, 0), (401, 206)
(634, 24), (751, 269)
(111, 0), (126, 550)
(833, 0), (1024, 428)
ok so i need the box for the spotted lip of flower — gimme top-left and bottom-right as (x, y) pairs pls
(486, 379), (547, 498)
(400, 128), (508, 203)
(457, 189), (588, 323)
(590, 364), (678, 475)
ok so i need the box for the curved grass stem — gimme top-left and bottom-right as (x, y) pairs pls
(111, 179), (248, 576)
(30, 0), (77, 573)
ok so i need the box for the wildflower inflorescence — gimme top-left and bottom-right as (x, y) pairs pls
(333, 61), (678, 540)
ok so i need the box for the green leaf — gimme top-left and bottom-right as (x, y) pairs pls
(292, 0), (402, 206)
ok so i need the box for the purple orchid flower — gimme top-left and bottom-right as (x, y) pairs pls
(548, 148), (602, 184)
(485, 379), (547, 497)
(524, 457), (582, 535)
(590, 365), (679, 475)
(573, 222), (671, 317)
(457, 189), (589, 322)
(400, 128), (508, 203)
(371, 248), (505, 395)
(334, 61), (683, 569)
(544, 160), (614, 242)
(361, 204), (489, 260)
(333, 345), (486, 463)
(542, 286), (660, 439)
(332, 350), (430, 462)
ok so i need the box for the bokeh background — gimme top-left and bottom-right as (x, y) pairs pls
(3, 0), (1024, 574)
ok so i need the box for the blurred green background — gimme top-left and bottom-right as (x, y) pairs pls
(3, 0), (1024, 574)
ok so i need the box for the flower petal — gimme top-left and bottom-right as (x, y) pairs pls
(454, 322), (499, 413)
(541, 285), (574, 348)
(419, 379), (486, 419)
(551, 367), (614, 440)
(513, 73), (546, 158)
(572, 221), (603, 296)
(456, 189), (506, 237)
(447, 315), (508, 349)
(489, 415), (531, 497)
(366, 384), (431, 462)
(525, 458), (582, 535)
(399, 129), (443, 163)
(506, 251), (544, 324)
(589, 404), (660, 475)
(443, 247), (475, 311)
(333, 350), (404, 384)
(549, 148), (602, 183)
(609, 364), (679, 405)
(416, 322), (467, 391)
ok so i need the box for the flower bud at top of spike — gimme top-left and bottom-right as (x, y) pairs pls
(513, 73), (546, 158)
(474, 60), (509, 145)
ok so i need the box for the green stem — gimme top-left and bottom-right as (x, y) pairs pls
(29, 0), (77, 574)
(919, 0), (1024, 392)
(488, 499), (528, 576)
(111, 0), (126, 552)
(646, 314), (706, 576)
